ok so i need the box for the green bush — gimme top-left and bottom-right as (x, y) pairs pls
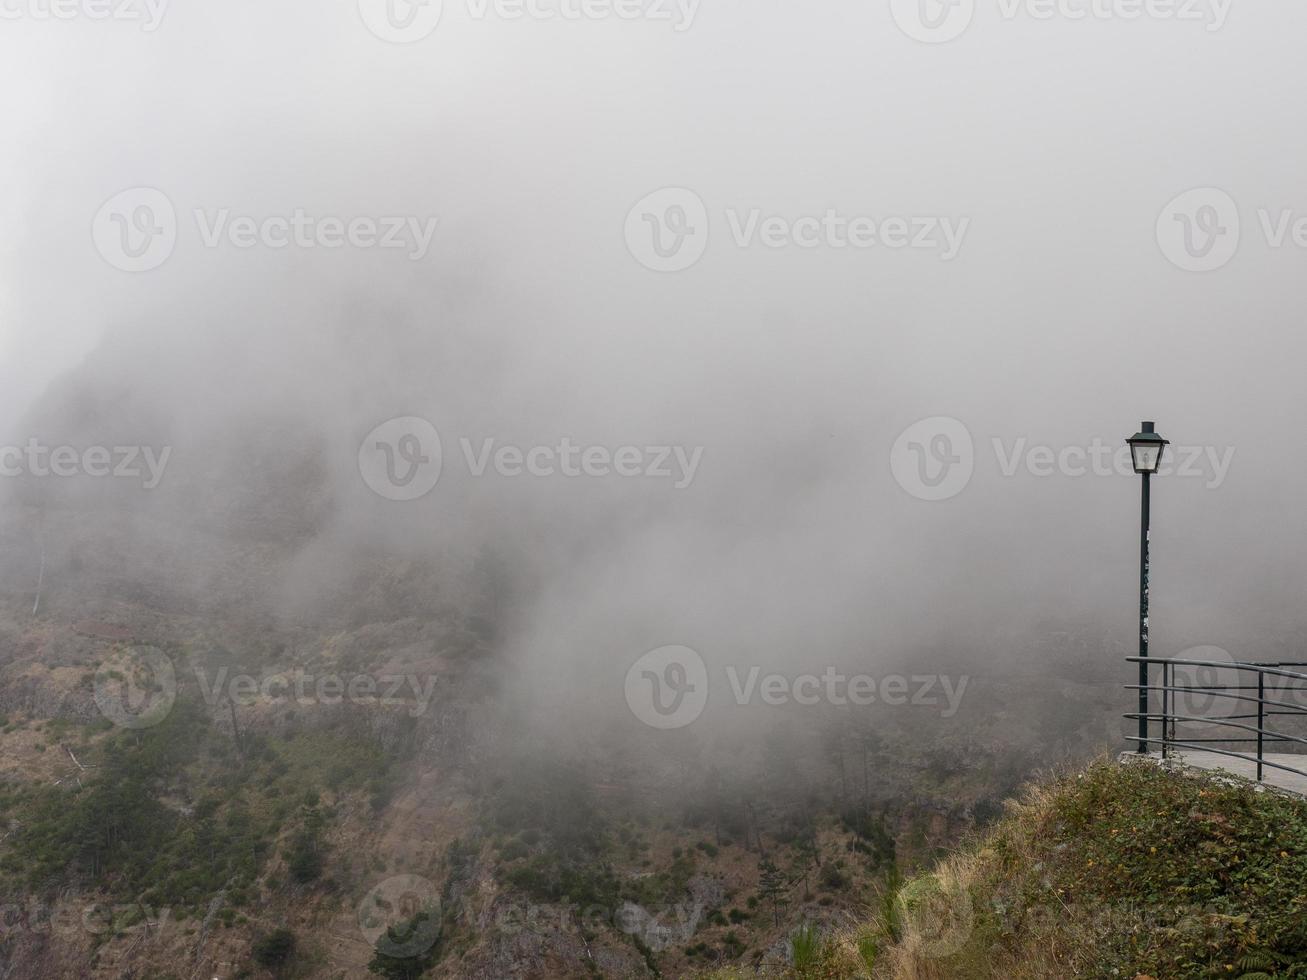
(367, 911), (441, 979)
(790, 923), (819, 973)
(252, 928), (296, 968)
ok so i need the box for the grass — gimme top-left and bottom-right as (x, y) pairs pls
(697, 758), (1307, 979)
(864, 759), (1307, 979)
(791, 923), (819, 973)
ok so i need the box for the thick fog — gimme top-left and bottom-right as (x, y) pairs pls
(2, 2), (1306, 732)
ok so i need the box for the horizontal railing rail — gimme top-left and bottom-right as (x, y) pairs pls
(1124, 656), (1307, 783)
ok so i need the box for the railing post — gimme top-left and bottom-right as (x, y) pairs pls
(1257, 671), (1265, 782)
(1161, 661), (1170, 760)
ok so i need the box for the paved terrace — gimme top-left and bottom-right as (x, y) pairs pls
(1130, 750), (1307, 797)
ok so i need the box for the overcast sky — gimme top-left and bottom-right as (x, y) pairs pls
(2, 2), (1306, 716)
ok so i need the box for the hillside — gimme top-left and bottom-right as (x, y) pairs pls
(0, 595), (1043, 979)
(0, 350), (1217, 979)
(0, 365), (1128, 977)
(0, 558), (1119, 979)
(720, 760), (1307, 979)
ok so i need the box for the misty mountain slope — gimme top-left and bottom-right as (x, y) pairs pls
(0, 593), (1121, 979)
(7, 0), (1307, 975)
(0, 336), (1140, 978)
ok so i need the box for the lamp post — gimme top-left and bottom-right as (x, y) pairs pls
(1127, 421), (1169, 754)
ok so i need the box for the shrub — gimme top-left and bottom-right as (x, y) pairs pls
(252, 928), (296, 968)
(366, 911), (441, 979)
(819, 862), (849, 891)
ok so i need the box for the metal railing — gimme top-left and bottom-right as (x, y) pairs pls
(1124, 656), (1307, 782)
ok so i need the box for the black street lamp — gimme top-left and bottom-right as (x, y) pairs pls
(1127, 421), (1169, 754)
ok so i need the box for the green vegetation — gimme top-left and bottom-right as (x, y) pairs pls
(840, 806), (897, 869)
(695, 762), (1307, 979)
(1014, 760), (1307, 978)
(366, 912), (441, 979)
(486, 754), (626, 909)
(837, 760), (1307, 979)
(0, 682), (414, 925)
(0, 699), (259, 907)
(252, 927), (296, 971)
(756, 857), (787, 926)
(790, 923), (819, 974)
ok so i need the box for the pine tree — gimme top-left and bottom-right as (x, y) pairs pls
(757, 856), (787, 927)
